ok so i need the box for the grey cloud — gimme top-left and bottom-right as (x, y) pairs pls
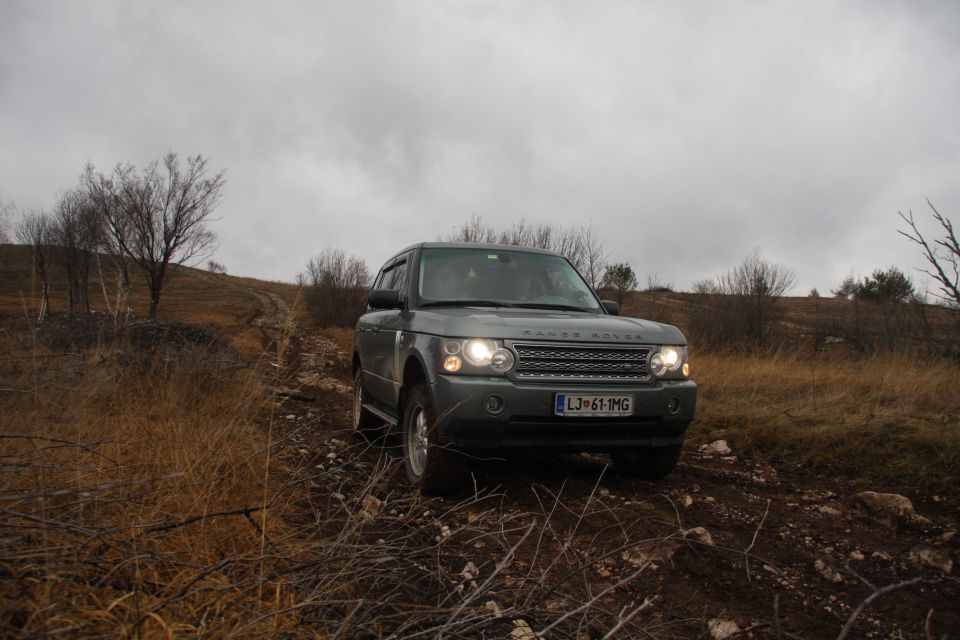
(1, 1), (958, 295)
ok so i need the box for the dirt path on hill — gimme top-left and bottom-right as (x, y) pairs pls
(248, 290), (959, 640)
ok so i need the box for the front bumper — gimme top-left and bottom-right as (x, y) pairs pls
(431, 375), (697, 452)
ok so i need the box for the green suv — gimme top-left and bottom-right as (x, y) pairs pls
(352, 243), (697, 493)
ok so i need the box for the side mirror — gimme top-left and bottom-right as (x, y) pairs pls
(601, 300), (620, 316)
(368, 289), (404, 310)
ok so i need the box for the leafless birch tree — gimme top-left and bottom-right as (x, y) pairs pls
(15, 211), (54, 324)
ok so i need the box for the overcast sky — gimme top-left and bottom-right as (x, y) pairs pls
(2, 1), (958, 295)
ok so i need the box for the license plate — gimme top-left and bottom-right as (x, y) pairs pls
(554, 394), (633, 417)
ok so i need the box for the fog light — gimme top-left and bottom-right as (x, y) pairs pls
(443, 355), (462, 372)
(666, 396), (681, 415)
(483, 393), (506, 415)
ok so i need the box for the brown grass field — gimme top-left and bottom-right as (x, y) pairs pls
(1, 243), (958, 637)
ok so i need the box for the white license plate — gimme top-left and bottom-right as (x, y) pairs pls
(554, 394), (633, 417)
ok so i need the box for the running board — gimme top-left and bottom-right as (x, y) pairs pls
(363, 403), (398, 427)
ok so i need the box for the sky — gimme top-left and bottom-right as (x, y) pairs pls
(2, 1), (959, 296)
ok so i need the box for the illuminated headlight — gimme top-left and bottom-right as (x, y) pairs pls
(442, 338), (515, 374)
(650, 346), (687, 378)
(464, 339), (497, 366)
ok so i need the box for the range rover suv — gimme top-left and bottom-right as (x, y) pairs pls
(352, 242), (697, 493)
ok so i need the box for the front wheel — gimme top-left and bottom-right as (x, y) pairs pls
(401, 384), (462, 494)
(611, 445), (683, 479)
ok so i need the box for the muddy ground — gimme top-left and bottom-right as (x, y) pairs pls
(253, 292), (959, 640)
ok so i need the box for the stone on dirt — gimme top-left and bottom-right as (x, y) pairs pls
(684, 527), (715, 546)
(708, 618), (741, 640)
(362, 495), (383, 516)
(700, 440), (732, 455)
(814, 558), (845, 583)
(509, 619), (537, 639)
(908, 546), (954, 574)
(846, 491), (915, 530)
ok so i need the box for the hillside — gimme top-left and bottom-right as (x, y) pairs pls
(1, 242), (958, 638)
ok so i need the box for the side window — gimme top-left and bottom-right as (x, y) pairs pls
(375, 261), (396, 290)
(391, 254), (410, 292)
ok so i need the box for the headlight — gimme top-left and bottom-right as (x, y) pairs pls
(650, 346), (687, 378)
(464, 339), (497, 366)
(442, 338), (515, 374)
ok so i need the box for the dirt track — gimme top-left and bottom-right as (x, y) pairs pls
(253, 292), (959, 639)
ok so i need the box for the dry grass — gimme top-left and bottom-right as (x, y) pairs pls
(1, 316), (686, 638)
(689, 350), (960, 491)
(0, 319), (291, 635)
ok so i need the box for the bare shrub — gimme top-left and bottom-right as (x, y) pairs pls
(207, 259), (227, 274)
(302, 248), (371, 327)
(687, 249), (797, 350)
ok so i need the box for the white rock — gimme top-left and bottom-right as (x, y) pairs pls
(509, 619), (537, 640)
(700, 440), (732, 455)
(708, 618), (740, 640)
(461, 561), (479, 581)
(847, 491), (915, 530)
(680, 494), (694, 508)
(908, 546), (954, 574)
(849, 550), (865, 561)
(683, 527), (715, 546)
(814, 559), (844, 583)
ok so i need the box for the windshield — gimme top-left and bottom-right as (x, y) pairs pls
(417, 247), (602, 312)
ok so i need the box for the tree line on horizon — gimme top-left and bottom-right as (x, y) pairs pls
(299, 205), (957, 354)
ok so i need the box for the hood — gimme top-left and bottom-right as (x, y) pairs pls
(406, 307), (686, 345)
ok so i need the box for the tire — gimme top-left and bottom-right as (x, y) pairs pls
(401, 383), (462, 494)
(611, 445), (683, 479)
(353, 370), (383, 439)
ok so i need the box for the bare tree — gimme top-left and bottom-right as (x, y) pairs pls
(444, 215), (498, 243)
(580, 224), (607, 290)
(96, 153), (226, 318)
(51, 189), (101, 316)
(15, 210), (54, 324)
(207, 260), (227, 274)
(0, 199), (11, 244)
(898, 199), (959, 307)
(444, 215), (607, 286)
(302, 248), (371, 327)
(82, 163), (133, 314)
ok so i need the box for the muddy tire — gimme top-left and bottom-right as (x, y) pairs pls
(401, 383), (462, 494)
(611, 445), (683, 479)
(353, 370), (383, 440)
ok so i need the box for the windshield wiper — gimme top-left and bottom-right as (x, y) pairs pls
(511, 303), (592, 312)
(419, 300), (519, 308)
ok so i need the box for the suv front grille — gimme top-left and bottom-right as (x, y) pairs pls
(511, 342), (652, 383)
